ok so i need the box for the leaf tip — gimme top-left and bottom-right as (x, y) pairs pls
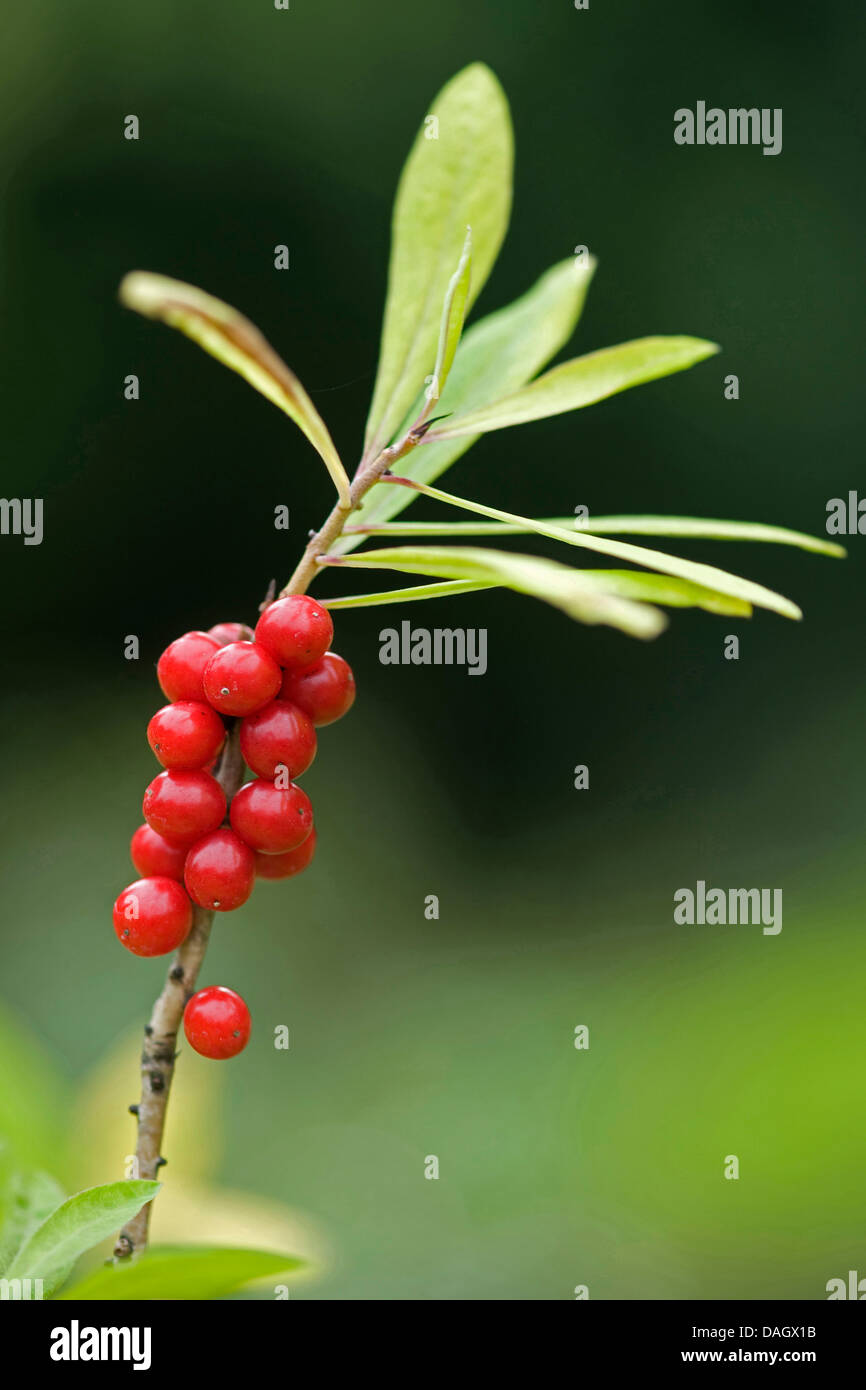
(118, 271), (147, 310)
(695, 337), (722, 358)
(458, 60), (504, 89)
(629, 606), (669, 640)
(118, 271), (180, 320)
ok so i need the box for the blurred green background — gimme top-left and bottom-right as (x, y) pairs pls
(1, 0), (864, 1298)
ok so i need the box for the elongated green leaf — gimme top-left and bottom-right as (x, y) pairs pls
(58, 1244), (304, 1301)
(8, 1181), (159, 1294)
(120, 273), (351, 505)
(344, 513), (845, 557)
(579, 570), (751, 616)
(324, 547), (668, 639)
(426, 336), (719, 439)
(324, 579), (495, 609)
(336, 257), (596, 552)
(322, 570), (747, 616)
(377, 478), (801, 619)
(363, 63), (513, 459)
(574, 514), (845, 555)
(0, 1170), (65, 1275)
(427, 227), (472, 409)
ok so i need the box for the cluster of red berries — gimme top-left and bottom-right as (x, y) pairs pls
(112, 596), (355, 1060)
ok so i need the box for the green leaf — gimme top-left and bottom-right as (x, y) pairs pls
(119, 272), (351, 505)
(323, 579), (495, 609)
(344, 513), (845, 557)
(363, 63), (513, 460)
(579, 570), (752, 617)
(58, 1244), (305, 1301)
(0, 1170), (65, 1275)
(573, 514), (846, 556)
(336, 257), (596, 552)
(7, 1180), (159, 1295)
(322, 569), (748, 616)
(427, 226), (472, 409)
(426, 336), (719, 439)
(375, 478), (802, 620)
(324, 547), (668, 640)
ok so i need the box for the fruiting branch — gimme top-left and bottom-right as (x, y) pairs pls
(116, 429), (413, 1260)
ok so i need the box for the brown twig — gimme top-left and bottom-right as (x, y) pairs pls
(280, 425), (425, 597)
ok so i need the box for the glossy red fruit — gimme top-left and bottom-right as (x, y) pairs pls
(147, 701), (226, 770)
(157, 631), (221, 703)
(230, 778), (313, 853)
(239, 700), (316, 780)
(208, 621), (254, 647)
(254, 595), (333, 670)
(113, 877), (193, 957)
(202, 642), (281, 716)
(184, 828), (255, 912)
(280, 651), (356, 727)
(143, 769), (226, 845)
(130, 823), (188, 881)
(183, 986), (251, 1059)
(254, 827), (317, 880)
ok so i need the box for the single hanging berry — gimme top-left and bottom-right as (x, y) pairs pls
(239, 699), (317, 780)
(281, 651), (355, 726)
(184, 986), (251, 1059)
(255, 595), (333, 669)
(184, 828), (255, 911)
(254, 827), (318, 880)
(147, 700), (226, 770)
(230, 778), (313, 853)
(113, 877), (193, 957)
(143, 768), (226, 844)
(157, 631), (221, 703)
(202, 641), (281, 716)
(130, 823), (188, 881)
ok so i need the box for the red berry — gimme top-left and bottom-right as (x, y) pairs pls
(157, 631), (220, 703)
(255, 595), (333, 670)
(254, 827), (317, 880)
(184, 828), (255, 911)
(147, 701), (226, 770)
(143, 769), (226, 844)
(113, 877), (193, 957)
(130, 823), (188, 881)
(202, 641), (281, 716)
(280, 651), (356, 726)
(230, 778), (313, 853)
(183, 985), (251, 1060)
(239, 700), (316, 780)
(208, 621), (254, 646)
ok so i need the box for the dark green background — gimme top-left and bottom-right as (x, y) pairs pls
(1, 0), (864, 1298)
